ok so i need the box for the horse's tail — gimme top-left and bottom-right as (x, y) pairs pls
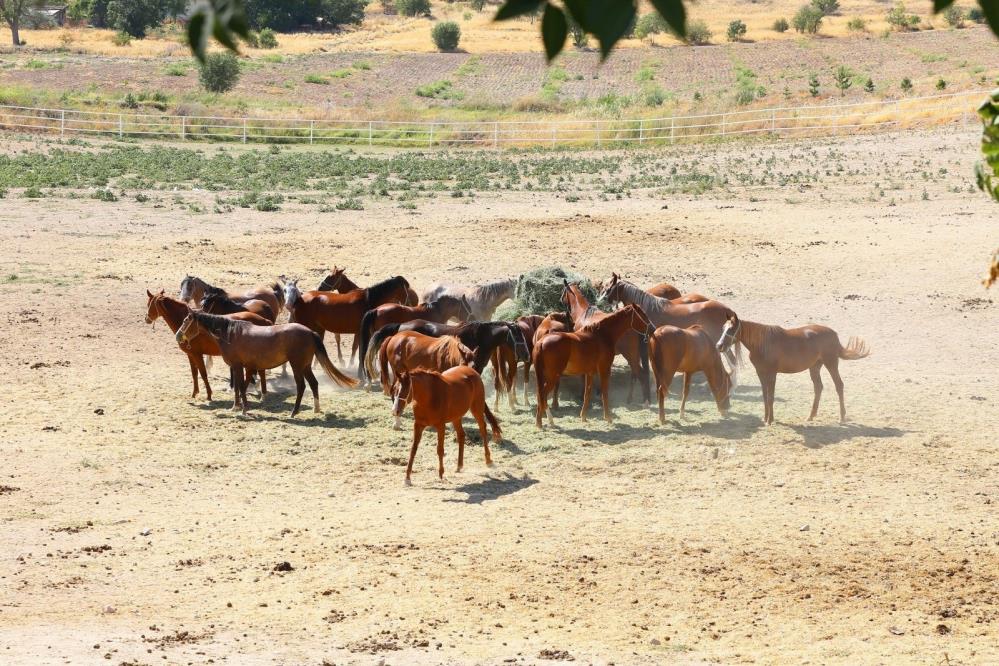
(483, 402), (502, 441)
(357, 309), (381, 381)
(271, 282), (285, 309)
(312, 333), (359, 389)
(364, 322), (401, 382)
(379, 339), (393, 396)
(839, 336), (870, 361)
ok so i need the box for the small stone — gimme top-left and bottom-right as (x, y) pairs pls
(889, 626), (905, 636)
(650, 638), (661, 646)
(799, 524), (810, 532)
(103, 605), (116, 614)
(139, 528), (151, 536)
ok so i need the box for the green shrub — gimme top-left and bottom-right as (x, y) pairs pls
(864, 77), (875, 93)
(967, 7), (985, 23)
(112, 31), (131, 47)
(810, 0), (839, 16)
(396, 0), (431, 16)
(686, 20), (712, 45)
(415, 80), (463, 99)
(734, 67), (764, 105)
(634, 13), (668, 43)
(305, 73), (330, 84)
(92, 188), (118, 202)
(772, 17), (789, 32)
(470, 0), (485, 10)
(900, 77), (913, 92)
(936, 77), (947, 90)
(258, 27), (278, 48)
(121, 92), (138, 109)
(833, 65), (852, 95)
(793, 5), (824, 33)
(336, 197), (364, 210)
(727, 19), (747, 42)
(164, 62), (188, 76)
(847, 16), (866, 31)
(886, 2), (920, 31)
(943, 6), (964, 27)
(199, 52), (241, 93)
(809, 74), (820, 97)
(255, 193), (284, 211)
(641, 85), (667, 107)
(21, 186), (44, 199)
(431, 21), (461, 51)
(243, 31), (260, 48)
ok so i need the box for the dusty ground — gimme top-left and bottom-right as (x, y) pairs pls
(0, 127), (997, 665)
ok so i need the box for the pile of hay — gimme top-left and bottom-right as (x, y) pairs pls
(493, 266), (606, 320)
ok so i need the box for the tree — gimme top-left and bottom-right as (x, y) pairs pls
(199, 51), (241, 92)
(772, 17), (789, 32)
(864, 77), (874, 93)
(685, 19), (711, 44)
(833, 65), (852, 96)
(633, 13), (667, 45)
(726, 19), (747, 42)
(793, 4), (824, 34)
(395, 0), (430, 17)
(810, 0), (839, 16)
(431, 21), (461, 51)
(943, 5), (965, 27)
(886, 2), (921, 31)
(0, 0), (42, 47)
(107, 0), (170, 38)
(808, 74), (820, 97)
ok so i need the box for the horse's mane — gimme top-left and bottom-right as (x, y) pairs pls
(317, 274), (336, 291)
(270, 282), (284, 307)
(201, 290), (239, 308)
(192, 310), (238, 337)
(367, 276), (408, 304)
(430, 335), (472, 367)
(737, 320), (778, 357)
(469, 278), (516, 304)
(613, 279), (670, 313)
(588, 303), (641, 334)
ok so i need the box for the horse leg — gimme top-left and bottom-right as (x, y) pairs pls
(535, 366), (550, 429)
(233, 365), (248, 415)
(230, 364), (243, 411)
(579, 374), (593, 422)
(349, 335), (359, 367)
(808, 363), (823, 421)
(680, 373), (692, 420)
(187, 354), (200, 399)
(197, 355), (212, 401)
(405, 424), (425, 485)
(453, 420), (465, 473)
(290, 367), (306, 417)
(304, 366), (321, 413)
(507, 361), (518, 410)
(599, 366), (612, 423)
(522, 361), (532, 406)
(436, 426), (446, 480)
(334, 332), (343, 364)
(258, 370), (267, 397)
(473, 407), (493, 467)
(825, 358), (847, 423)
(765, 371), (778, 425)
(551, 378), (561, 410)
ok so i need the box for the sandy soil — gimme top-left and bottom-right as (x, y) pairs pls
(0, 127), (997, 665)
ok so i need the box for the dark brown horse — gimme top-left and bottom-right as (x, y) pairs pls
(180, 275), (283, 320)
(283, 275), (411, 366)
(145, 290), (269, 401)
(716, 316), (870, 424)
(533, 304), (653, 428)
(201, 290), (276, 323)
(176, 312), (358, 416)
(490, 314), (549, 410)
(649, 324), (732, 424)
(357, 295), (472, 381)
(394, 367), (501, 485)
(646, 282), (709, 304)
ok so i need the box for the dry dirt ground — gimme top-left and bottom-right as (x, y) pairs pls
(0, 127), (997, 665)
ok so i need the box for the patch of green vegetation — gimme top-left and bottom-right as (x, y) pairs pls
(260, 53), (284, 63)
(23, 59), (62, 70)
(164, 62), (189, 76)
(352, 60), (372, 70)
(415, 80), (463, 100)
(305, 73), (330, 85)
(331, 68), (353, 78)
(454, 55), (482, 77)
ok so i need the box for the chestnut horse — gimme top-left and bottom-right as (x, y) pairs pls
(144, 290), (269, 401)
(716, 316), (870, 424)
(562, 281), (650, 405)
(599, 273), (737, 355)
(649, 324), (732, 425)
(594, 280), (707, 304)
(176, 312), (358, 416)
(283, 275), (411, 366)
(316, 267), (418, 361)
(422, 277), (517, 321)
(378, 331), (475, 401)
(357, 295), (472, 382)
(533, 304), (653, 428)
(179, 275), (283, 320)
(394, 367), (501, 485)
(201, 290), (276, 323)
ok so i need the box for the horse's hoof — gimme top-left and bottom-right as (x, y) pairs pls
(404, 477), (412, 487)
(486, 461), (495, 468)
(456, 466), (463, 473)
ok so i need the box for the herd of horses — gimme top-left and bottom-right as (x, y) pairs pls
(144, 267), (870, 483)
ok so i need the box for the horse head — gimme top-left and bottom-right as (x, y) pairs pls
(716, 314), (741, 353)
(599, 272), (623, 304)
(179, 275), (195, 302)
(283, 279), (301, 309)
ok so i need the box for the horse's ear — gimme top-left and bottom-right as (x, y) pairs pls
(159, 289), (165, 295)
(563, 279), (569, 287)
(146, 289), (153, 298)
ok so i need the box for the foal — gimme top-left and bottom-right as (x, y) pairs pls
(394, 367), (501, 485)
(649, 325), (732, 424)
(716, 315), (870, 424)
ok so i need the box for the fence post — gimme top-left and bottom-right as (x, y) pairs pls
(368, 121), (373, 147)
(639, 119), (644, 144)
(60, 109), (65, 137)
(118, 113), (123, 139)
(309, 120), (314, 145)
(242, 118), (247, 144)
(493, 121), (498, 149)
(669, 116), (674, 144)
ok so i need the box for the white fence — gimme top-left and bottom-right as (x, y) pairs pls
(0, 90), (985, 149)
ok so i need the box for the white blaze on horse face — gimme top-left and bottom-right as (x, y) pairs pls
(717, 320), (734, 351)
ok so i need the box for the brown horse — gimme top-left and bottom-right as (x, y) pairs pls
(489, 314), (548, 410)
(533, 304), (653, 428)
(357, 295), (472, 382)
(649, 325), (732, 425)
(394, 367), (501, 485)
(646, 282), (709, 304)
(378, 331), (475, 403)
(176, 312), (358, 416)
(283, 275), (411, 366)
(563, 281), (650, 405)
(179, 275), (282, 320)
(145, 290), (271, 401)
(600, 273), (737, 348)
(201, 290), (276, 323)
(716, 316), (869, 424)
(315, 267), (419, 361)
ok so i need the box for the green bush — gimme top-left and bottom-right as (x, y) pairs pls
(810, 0), (839, 16)
(864, 77), (874, 92)
(415, 80), (463, 99)
(431, 21), (461, 51)
(967, 7), (985, 23)
(809, 74), (820, 97)
(936, 77), (947, 90)
(900, 77), (913, 93)
(396, 0), (431, 16)
(727, 19), (747, 42)
(734, 67), (764, 105)
(199, 52), (241, 93)
(772, 17), (789, 32)
(121, 92), (138, 109)
(886, 2), (920, 31)
(793, 5), (824, 34)
(112, 31), (131, 47)
(243, 31), (260, 48)
(943, 6), (965, 27)
(91, 188), (118, 202)
(634, 13), (668, 42)
(470, 0), (485, 10)
(106, 0), (167, 38)
(255, 193), (284, 211)
(847, 16), (866, 31)
(259, 27), (278, 48)
(641, 85), (667, 107)
(685, 20), (712, 45)
(305, 73), (330, 84)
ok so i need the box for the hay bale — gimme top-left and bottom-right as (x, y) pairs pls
(494, 266), (605, 319)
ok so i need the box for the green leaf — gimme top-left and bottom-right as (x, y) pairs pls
(590, 0), (638, 60)
(187, 12), (208, 62)
(649, 0), (687, 39)
(541, 4), (568, 61)
(495, 0), (545, 21)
